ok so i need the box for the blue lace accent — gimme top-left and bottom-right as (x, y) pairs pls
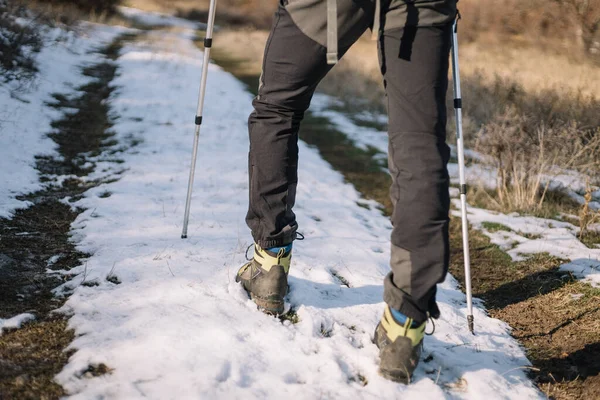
(390, 307), (418, 328)
(266, 243), (292, 254)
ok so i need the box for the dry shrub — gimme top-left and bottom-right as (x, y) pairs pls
(139, 0), (600, 59)
(0, 0), (123, 88)
(34, 0), (121, 15)
(552, 0), (600, 55)
(24, 0), (134, 29)
(579, 181), (600, 241)
(0, 0), (42, 84)
(459, 0), (600, 59)
(459, 0), (569, 40)
(461, 72), (600, 135)
(475, 106), (600, 213)
(19, 0), (126, 28)
(176, 0), (277, 29)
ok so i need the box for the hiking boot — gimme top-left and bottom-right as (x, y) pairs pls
(236, 244), (292, 315)
(373, 306), (426, 384)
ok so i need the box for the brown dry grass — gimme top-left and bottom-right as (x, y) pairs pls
(0, 317), (74, 399)
(459, 0), (600, 58)
(124, 1), (600, 113)
(212, 28), (268, 77)
(326, 33), (600, 111)
(127, 0), (600, 56)
(459, 43), (600, 98)
(448, 219), (600, 400)
(124, 0), (202, 13)
(496, 282), (600, 400)
(124, 0), (278, 28)
(35, 0), (120, 14)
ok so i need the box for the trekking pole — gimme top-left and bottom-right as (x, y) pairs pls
(450, 12), (474, 334)
(181, 0), (219, 239)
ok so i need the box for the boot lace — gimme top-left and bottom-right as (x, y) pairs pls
(244, 232), (305, 261)
(425, 316), (436, 336)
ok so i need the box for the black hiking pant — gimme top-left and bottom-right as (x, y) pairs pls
(246, 1), (453, 323)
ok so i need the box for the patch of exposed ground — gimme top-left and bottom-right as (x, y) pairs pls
(449, 221), (600, 400)
(204, 33), (600, 399)
(0, 318), (72, 399)
(0, 33), (137, 399)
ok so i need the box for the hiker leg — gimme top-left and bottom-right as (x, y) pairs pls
(246, 2), (371, 248)
(379, 23), (453, 323)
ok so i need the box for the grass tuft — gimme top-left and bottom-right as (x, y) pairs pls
(481, 221), (512, 232)
(80, 363), (113, 378)
(279, 308), (300, 325)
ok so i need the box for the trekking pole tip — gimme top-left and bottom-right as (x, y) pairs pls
(181, 234), (188, 239)
(467, 315), (474, 334)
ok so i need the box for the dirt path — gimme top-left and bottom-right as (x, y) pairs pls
(0, 34), (135, 399)
(207, 38), (600, 400)
(448, 223), (600, 399)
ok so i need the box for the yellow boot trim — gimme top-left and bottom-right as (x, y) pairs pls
(253, 244), (291, 274)
(381, 306), (426, 348)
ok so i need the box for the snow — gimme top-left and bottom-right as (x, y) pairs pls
(0, 313), (35, 335)
(51, 18), (543, 399)
(310, 94), (389, 154)
(458, 204), (600, 286)
(0, 24), (123, 218)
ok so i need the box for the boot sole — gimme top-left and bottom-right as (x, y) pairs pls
(250, 293), (284, 316)
(378, 367), (411, 384)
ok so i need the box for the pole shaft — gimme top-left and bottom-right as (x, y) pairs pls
(181, 0), (219, 239)
(451, 16), (474, 333)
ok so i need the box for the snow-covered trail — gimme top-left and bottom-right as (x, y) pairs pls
(54, 22), (542, 399)
(0, 25), (122, 217)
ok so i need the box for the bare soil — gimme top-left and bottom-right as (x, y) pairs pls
(448, 221), (600, 400)
(0, 34), (135, 399)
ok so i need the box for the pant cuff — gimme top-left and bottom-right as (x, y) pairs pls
(253, 222), (298, 249)
(383, 273), (428, 324)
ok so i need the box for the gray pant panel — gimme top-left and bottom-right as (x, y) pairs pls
(381, 24), (452, 322)
(246, 4), (452, 322)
